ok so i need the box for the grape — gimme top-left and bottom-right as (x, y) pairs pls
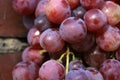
(70, 32), (95, 52)
(12, 0), (38, 15)
(96, 25), (120, 51)
(39, 60), (65, 80)
(84, 9), (107, 33)
(34, 14), (52, 32)
(69, 60), (84, 70)
(27, 27), (41, 48)
(22, 16), (34, 30)
(72, 6), (86, 18)
(12, 61), (39, 80)
(115, 47), (120, 61)
(99, 59), (120, 80)
(39, 28), (65, 53)
(22, 46), (45, 65)
(59, 17), (87, 44)
(66, 68), (89, 80)
(102, 1), (120, 25)
(67, 0), (80, 9)
(45, 0), (71, 24)
(80, 0), (104, 10)
(35, 0), (49, 17)
(86, 67), (104, 80)
(84, 46), (108, 68)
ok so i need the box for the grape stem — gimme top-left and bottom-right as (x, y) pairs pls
(57, 52), (66, 63)
(66, 47), (70, 75)
(39, 49), (47, 54)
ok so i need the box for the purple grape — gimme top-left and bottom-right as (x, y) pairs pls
(99, 59), (120, 80)
(72, 6), (86, 18)
(66, 68), (89, 80)
(39, 28), (65, 53)
(84, 46), (108, 68)
(80, 0), (104, 10)
(69, 60), (84, 70)
(12, 61), (39, 80)
(96, 25), (120, 51)
(70, 32), (95, 52)
(34, 14), (52, 32)
(27, 27), (41, 48)
(59, 17), (87, 44)
(22, 46), (45, 65)
(86, 67), (104, 80)
(102, 1), (120, 25)
(39, 60), (65, 80)
(45, 0), (71, 24)
(84, 9), (107, 33)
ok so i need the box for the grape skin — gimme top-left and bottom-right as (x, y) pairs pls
(84, 46), (108, 68)
(84, 9), (107, 33)
(12, 0), (38, 15)
(96, 25), (120, 51)
(39, 28), (65, 53)
(102, 1), (120, 26)
(59, 17), (87, 44)
(22, 46), (45, 65)
(27, 27), (41, 48)
(35, 0), (49, 17)
(12, 61), (39, 80)
(45, 0), (71, 24)
(99, 59), (120, 80)
(66, 68), (89, 80)
(39, 60), (65, 80)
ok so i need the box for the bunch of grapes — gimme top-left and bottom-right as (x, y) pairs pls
(12, 0), (120, 80)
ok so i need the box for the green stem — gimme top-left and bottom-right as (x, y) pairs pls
(39, 49), (47, 54)
(57, 53), (66, 63)
(66, 47), (70, 75)
(70, 52), (76, 61)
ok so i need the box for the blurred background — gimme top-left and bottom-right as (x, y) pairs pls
(0, 0), (28, 80)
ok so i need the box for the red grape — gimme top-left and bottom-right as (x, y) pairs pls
(39, 28), (65, 53)
(72, 6), (86, 18)
(34, 14), (52, 32)
(12, 0), (38, 15)
(69, 60), (84, 70)
(80, 0), (104, 10)
(27, 27), (41, 48)
(45, 0), (71, 24)
(67, 0), (80, 9)
(12, 61), (39, 80)
(84, 46), (108, 68)
(59, 17), (87, 44)
(22, 16), (34, 30)
(102, 1), (120, 25)
(22, 46), (45, 65)
(99, 59), (120, 80)
(96, 25), (120, 51)
(84, 9), (107, 33)
(35, 0), (49, 17)
(70, 32), (95, 52)
(39, 60), (65, 80)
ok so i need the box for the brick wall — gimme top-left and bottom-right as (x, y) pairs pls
(0, 0), (28, 80)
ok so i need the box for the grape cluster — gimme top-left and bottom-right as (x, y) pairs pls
(12, 0), (120, 80)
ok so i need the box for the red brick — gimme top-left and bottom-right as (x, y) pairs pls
(0, 53), (22, 80)
(0, 0), (28, 37)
